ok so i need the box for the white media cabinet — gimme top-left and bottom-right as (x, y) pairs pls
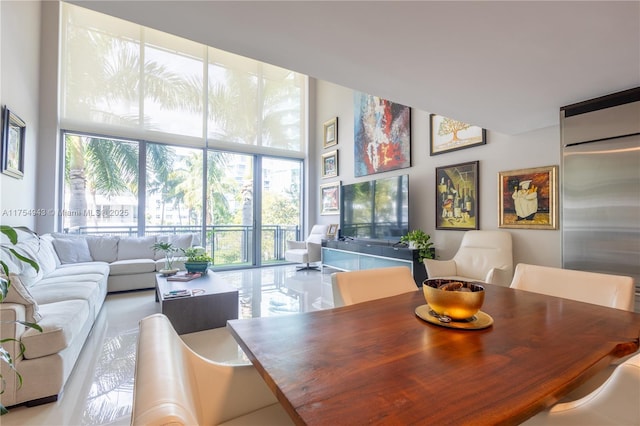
(321, 239), (428, 286)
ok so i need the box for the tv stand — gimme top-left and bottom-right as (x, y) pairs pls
(321, 240), (428, 286)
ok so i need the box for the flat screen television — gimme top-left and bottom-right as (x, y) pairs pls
(340, 174), (409, 241)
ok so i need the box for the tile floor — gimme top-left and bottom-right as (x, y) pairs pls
(1, 265), (334, 426)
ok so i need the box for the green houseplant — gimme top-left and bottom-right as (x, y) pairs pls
(400, 229), (434, 261)
(0, 226), (43, 415)
(151, 241), (179, 275)
(181, 247), (213, 275)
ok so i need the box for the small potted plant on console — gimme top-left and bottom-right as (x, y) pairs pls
(400, 229), (434, 261)
(181, 247), (213, 275)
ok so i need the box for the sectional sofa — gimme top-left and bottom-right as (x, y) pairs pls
(0, 230), (197, 408)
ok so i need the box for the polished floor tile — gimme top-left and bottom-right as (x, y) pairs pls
(1, 265), (333, 425)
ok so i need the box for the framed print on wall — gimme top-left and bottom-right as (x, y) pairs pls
(498, 165), (558, 230)
(430, 114), (486, 156)
(354, 92), (411, 177)
(321, 150), (338, 178)
(1, 107), (26, 179)
(436, 161), (479, 230)
(323, 117), (338, 148)
(320, 181), (340, 215)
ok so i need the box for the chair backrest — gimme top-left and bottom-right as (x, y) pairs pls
(523, 352), (640, 425)
(509, 263), (635, 311)
(332, 266), (417, 307)
(453, 230), (513, 281)
(306, 224), (329, 245)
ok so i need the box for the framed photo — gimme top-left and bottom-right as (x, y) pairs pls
(327, 223), (339, 238)
(354, 92), (411, 176)
(321, 150), (338, 178)
(435, 161), (479, 230)
(323, 117), (338, 148)
(1, 107), (26, 179)
(498, 165), (558, 229)
(430, 114), (486, 156)
(320, 181), (340, 215)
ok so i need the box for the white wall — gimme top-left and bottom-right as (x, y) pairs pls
(314, 79), (562, 268)
(0, 0), (41, 229)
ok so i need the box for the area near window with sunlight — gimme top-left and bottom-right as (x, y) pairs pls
(59, 3), (306, 269)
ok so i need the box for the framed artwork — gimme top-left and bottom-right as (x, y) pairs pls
(1, 107), (26, 179)
(320, 181), (340, 215)
(435, 161), (479, 230)
(321, 150), (338, 178)
(498, 165), (558, 229)
(354, 92), (411, 177)
(323, 117), (338, 148)
(327, 223), (339, 238)
(430, 114), (486, 156)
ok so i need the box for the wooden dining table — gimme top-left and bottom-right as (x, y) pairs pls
(227, 284), (640, 425)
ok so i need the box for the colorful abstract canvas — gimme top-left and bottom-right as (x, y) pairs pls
(354, 93), (411, 177)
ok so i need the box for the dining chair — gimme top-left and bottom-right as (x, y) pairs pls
(331, 266), (418, 307)
(132, 313), (293, 426)
(424, 230), (513, 286)
(284, 224), (329, 270)
(522, 352), (640, 425)
(509, 263), (635, 311)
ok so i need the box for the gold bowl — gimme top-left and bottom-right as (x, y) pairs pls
(422, 279), (485, 320)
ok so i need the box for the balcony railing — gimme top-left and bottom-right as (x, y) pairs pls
(64, 224), (301, 268)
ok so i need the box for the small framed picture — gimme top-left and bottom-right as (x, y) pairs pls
(430, 114), (486, 156)
(327, 223), (339, 238)
(323, 117), (338, 148)
(498, 165), (559, 229)
(320, 181), (340, 215)
(435, 161), (479, 230)
(321, 150), (338, 178)
(1, 107), (26, 179)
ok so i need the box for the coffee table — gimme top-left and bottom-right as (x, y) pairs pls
(155, 272), (239, 334)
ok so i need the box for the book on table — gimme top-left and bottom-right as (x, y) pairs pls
(166, 272), (202, 282)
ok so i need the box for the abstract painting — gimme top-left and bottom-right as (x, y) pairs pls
(354, 93), (410, 177)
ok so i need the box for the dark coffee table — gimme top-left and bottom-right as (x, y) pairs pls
(155, 272), (239, 334)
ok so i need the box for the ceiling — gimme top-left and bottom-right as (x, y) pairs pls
(71, 1), (640, 135)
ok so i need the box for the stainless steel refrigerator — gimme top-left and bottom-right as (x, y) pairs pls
(561, 88), (640, 313)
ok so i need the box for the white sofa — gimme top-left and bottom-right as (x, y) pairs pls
(0, 230), (197, 408)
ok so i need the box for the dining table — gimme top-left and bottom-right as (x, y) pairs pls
(226, 284), (640, 425)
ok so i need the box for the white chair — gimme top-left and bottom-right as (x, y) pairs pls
(331, 266), (418, 307)
(424, 230), (513, 286)
(509, 263), (635, 311)
(522, 353), (640, 425)
(132, 314), (292, 426)
(284, 224), (328, 270)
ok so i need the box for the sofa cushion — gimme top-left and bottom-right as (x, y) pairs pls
(52, 237), (93, 264)
(37, 235), (61, 274)
(3, 239), (43, 287)
(45, 262), (110, 278)
(154, 234), (194, 260)
(109, 259), (156, 275)
(22, 299), (90, 359)
(31, 280), (104, 310)
(118, 236), (155, 261)
(86, 236), (119, 263)
(2, 273), (42, 323)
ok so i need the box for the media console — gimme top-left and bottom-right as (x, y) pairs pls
(321, 239), (428, 286)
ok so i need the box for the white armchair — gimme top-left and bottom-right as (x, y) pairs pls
(424, 230), (513, 286)
(284, 224), (329, 270)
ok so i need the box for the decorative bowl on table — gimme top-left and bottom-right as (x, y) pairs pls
(422, 278), (485, 321)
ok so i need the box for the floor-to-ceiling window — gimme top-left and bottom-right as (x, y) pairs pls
(58, 3), (306, 268)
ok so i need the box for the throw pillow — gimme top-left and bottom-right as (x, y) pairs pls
(52, 237), (93, 264)
(117, 236), (155, 260)
(1, 273), (42, 323)
(86, 236), (119, 263)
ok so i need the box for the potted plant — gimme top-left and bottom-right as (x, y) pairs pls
(181, 247), (213, 275)
(0, 225), (43, 415)
(400, 229), (434, 261)
(151, 241), (179, 276)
